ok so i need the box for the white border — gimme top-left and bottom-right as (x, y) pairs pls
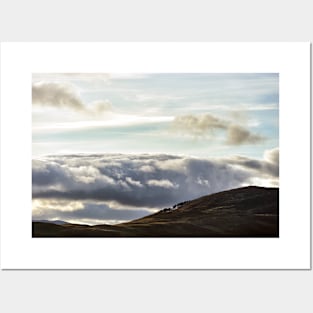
(0, 42), (310, 269)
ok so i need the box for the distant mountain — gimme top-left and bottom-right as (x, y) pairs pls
(32, 186), (279, 237)
(32, 219), (69, 225)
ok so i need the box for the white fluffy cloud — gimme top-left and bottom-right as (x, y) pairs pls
(264, 147), (279, 165)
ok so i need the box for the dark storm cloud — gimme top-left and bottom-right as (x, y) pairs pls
(32, 152), (278, 209)
(171, 113), (265, 145)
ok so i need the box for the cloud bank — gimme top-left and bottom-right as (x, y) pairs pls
(33, 154), (249, 207)
(225, 147), (279, 182)
(32, 200), (152, 224)
(32, 150), (278, 224)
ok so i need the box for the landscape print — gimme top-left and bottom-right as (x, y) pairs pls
(32, 73), (279, 237)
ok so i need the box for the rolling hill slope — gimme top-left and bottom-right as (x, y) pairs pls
(32, 186), (279, 237)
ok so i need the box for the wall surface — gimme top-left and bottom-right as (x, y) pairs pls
(0, 1), (312, 312)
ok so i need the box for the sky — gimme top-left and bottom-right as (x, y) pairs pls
(32, 73), (279, 225)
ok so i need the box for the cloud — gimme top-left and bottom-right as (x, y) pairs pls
(89, 100), (112, 114)
(171, 113), (265, 145)
(224, 147), (279, 182)
(226, 125), (264, 145)
(32, 82), (85, 111)
(32, 200), (152, 224)
(264, 147), (279, 165)
(33, 152), (278, 211)
(32, 82), (112, 114)
(147, 179), (178, 189)
(172, 114), (227, 136)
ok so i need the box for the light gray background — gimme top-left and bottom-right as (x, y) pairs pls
(0, 0), (311, 312)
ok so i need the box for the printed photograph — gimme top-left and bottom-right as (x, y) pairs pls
(32, 73), (279, 237)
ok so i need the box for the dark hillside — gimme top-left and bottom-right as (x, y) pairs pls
(33, 186), (279, 237)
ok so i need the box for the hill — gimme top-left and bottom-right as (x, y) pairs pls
(32, 219), (69, 225)
(32, 186), (279, 237)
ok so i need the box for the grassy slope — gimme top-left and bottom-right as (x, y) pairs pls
(32, 186), (279, 237)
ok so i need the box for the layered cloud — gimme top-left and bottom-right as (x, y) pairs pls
(33, 151), (278, 210)
(224, 147), (279, 185)
(32, 199), (153, 225)
(33, 154), (240, 207)
(171, 113), (264, 145)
